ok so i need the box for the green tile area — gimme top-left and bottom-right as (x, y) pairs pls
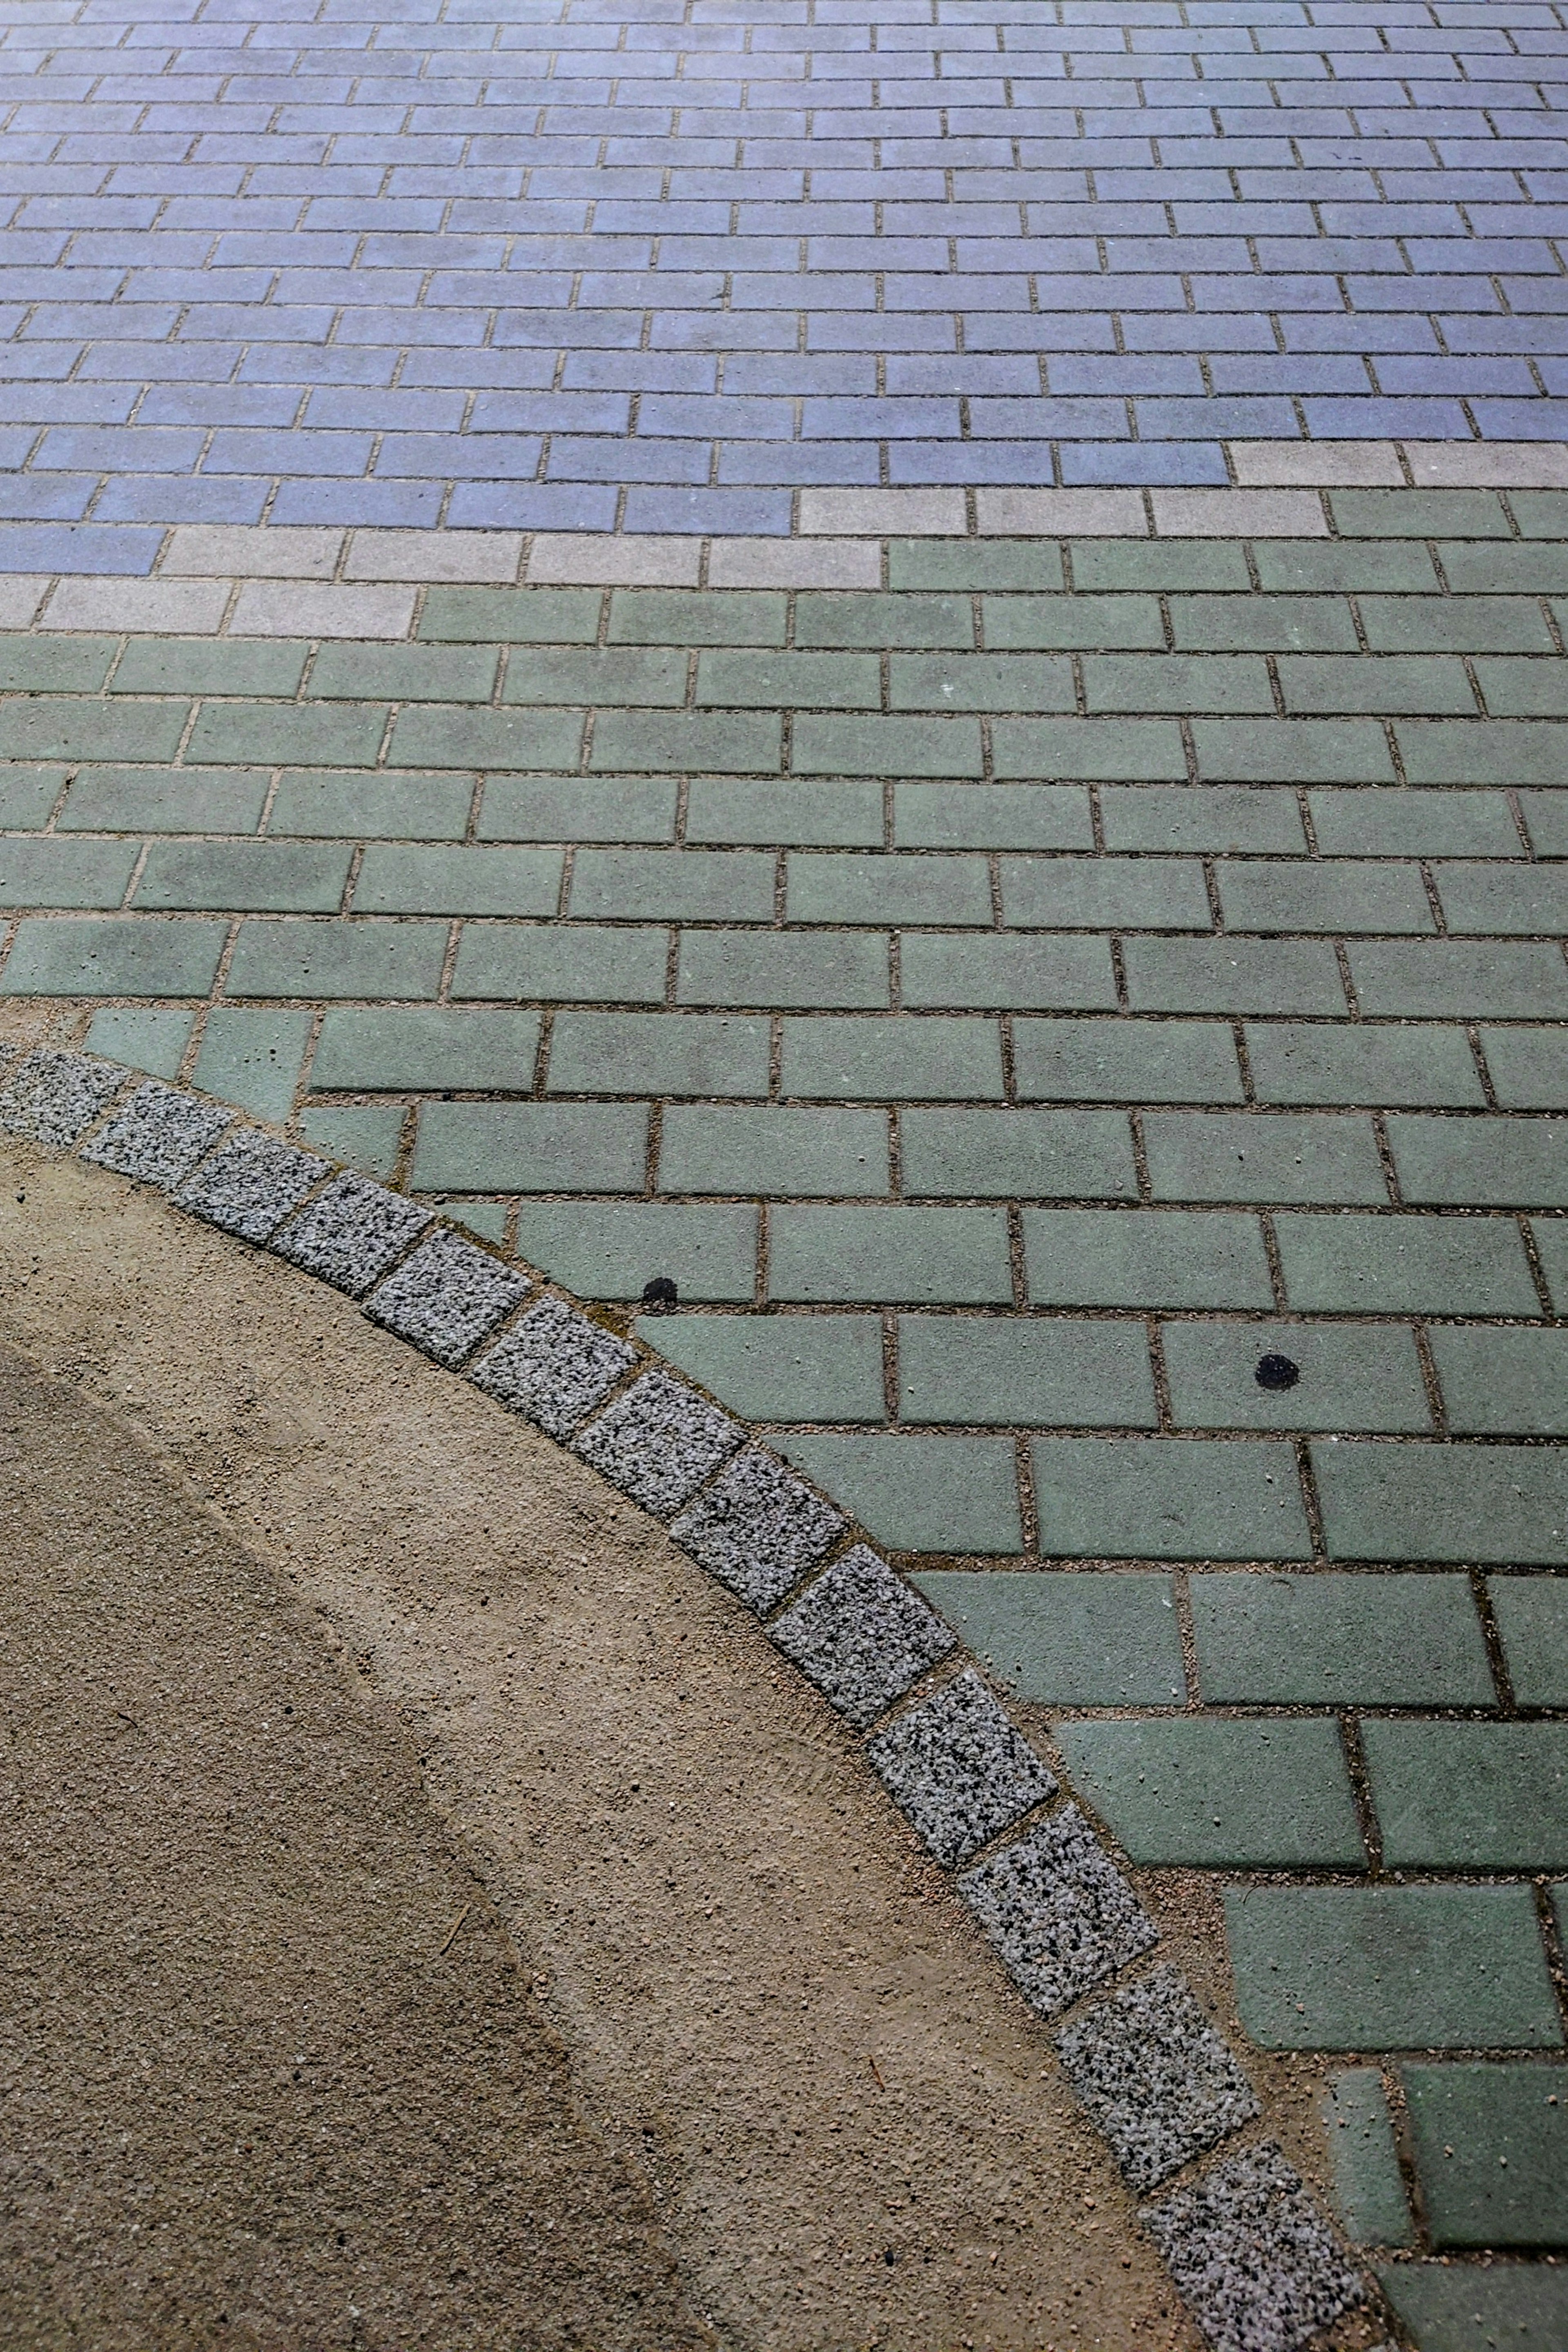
(1401, 2066), (1568, 2249)
(1379, 2261), (1568, 2352)
(6, 539), (1568, 2122)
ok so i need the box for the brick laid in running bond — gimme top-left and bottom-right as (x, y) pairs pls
(77, 1079), (231, 1192)
(867, 1666), (1057, 1869)
(572, 1368), (743, 1521)
(669, 1443), (847, 1615)
(470, 1294), (636, 1443)
(769, 1543), (956, 1731)
(173, 1128), (329, 1246)
(270, 1170), (432, 1300)
(958, 1808), (1158, 2024)
(365, 1227), (528, 1370)
(0, 1049), (125, 1151)
(1141, 2142), (1365, 2352)
(1055, 1964), (1261, 2195)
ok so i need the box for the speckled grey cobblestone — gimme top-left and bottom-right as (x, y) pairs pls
(78, 1080), (231, 1192)
(0, 1050), (125, 1150)
(272, 1172), (432, 1298)
(867, 1666), (1057, 1868)
(365, 1227), (528, 1368)
(958, 1807), (1158, 2022)
(1141, 2142), (1363, 2352)
(173, 1128), (328, 1245)
(572, 1369), (743, 1519)
(470, 1294), (635, 1441)
(1055, 1964), (1260, 2193)
(768, 1543), (956, 1729)
(670, 1445), (847, 1613)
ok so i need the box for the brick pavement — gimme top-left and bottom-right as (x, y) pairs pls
(3, 0), (1568, 2340)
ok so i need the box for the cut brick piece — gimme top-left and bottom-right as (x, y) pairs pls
(270, 1171), (432, 1298)
(867, 1666), (1056, 1868)
(669, 1444), (846, 1614)
(78, 1080), (231, 1192)
(174, 1128), (327, 1245)
(1055, 1965), (1259, 2194)
(364, 1227), (528, 1368)
(958, 1806), (1157, 2022)
(470, 1295), (635, 1441)
(0, 1049), (124, 1149)
(1141, 2143), (1363, 2352)
(572, 1368), (742, 1519)
(770, 1543), (955, 1730)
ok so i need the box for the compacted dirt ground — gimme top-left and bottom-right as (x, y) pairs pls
(0, 1122), (1202, 2352)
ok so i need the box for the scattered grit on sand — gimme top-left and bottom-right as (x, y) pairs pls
(0, 1066), (1355, 2350)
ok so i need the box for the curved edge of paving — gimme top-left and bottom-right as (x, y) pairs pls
(0, 1035), (1393, 2352)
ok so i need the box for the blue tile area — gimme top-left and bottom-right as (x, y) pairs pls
(0, 0), (1566, 533)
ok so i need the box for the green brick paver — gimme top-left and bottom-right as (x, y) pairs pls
(8, 527), (1568, 2190)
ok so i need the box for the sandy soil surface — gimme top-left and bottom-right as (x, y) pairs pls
(0, 1063), (1231, 2349)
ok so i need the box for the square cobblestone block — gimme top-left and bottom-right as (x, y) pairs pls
(1429, 1327), (1568, 1437)
(913, 1570), (1185, 1707)
(957, 1807), (1157, 2023)
(1141, 2143), (1363, 2352)
(1144, 1111), (1388, 1206)
(1058, 1717), (1365, 1869)
(365, 1226), (528, 1368)
(1192, 1572), (1494, 1708)
(780, 1431), (1023, 1556)
(1363, 1722), (1568, 1871)
(659, 1105), (889, 1196)
(868, 1666), (1056, 1867)
(780, 1016), (1004, 1103)
(1033, 1436), (1312, 1561)
(769, 1543), (956, 1728)
(79, 1079), (231, 1191)
(174, 1127), (329, 1245)
(900, 1108), (1137, 1202)
(573, 1367), (743, 1519)
(1015, 1019), (1243, 1105)
(1162, 1320), (1430, 1434)
(1489, 1577), (1568, 1708)
(898, 1315), (1156, 1430)
(677, 931), (889, 1011)
(1388, 1117), (1568, 1209)
(1025, 1208), (1274, 1311)
(0, 1049), (125, 1148)
(266, 1172), (430, 1300)
(470, 1294), (635, 1442)
(1056, 1965), (1259, 2194)
(0, 918), (227, 1001)
(1401, 2065), (1568, 2251)
(669, 1445), (847, 1615)
(640, 1312), (885, 1426)
(899, 936), (1116, 1014)
(1313, 1440), (1568, 1565)
(1322, 2070), (1414, 2250)
(1244, 1023), (1485, 1109)
(1226, 1885), (1562, 2051)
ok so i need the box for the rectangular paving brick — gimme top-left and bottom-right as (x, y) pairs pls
(1025, 1208), (1274, 1312)
(0, 917), (225, 1000)
(351, 845), (564, 918)
(225, 920), (448, 1003)
(769, 1204), (1012, 1307)
(893, 783), (1093, 852)
(590, 711), (784, 775)
(310, 643), (501, 704)
(1312, 1441), (1568, 1566)
(900, 1108), (1136, 1202)
(1483, 1028), (1568, 1113)
(1388, 1116), (1568, 1209)
(1058, 1718), (1364, 1869)
(1274, 1209), (1540, 1316)
(787, 851), (992, 928)
(781, 1430), (1022, 1555)
(1350, 941), (1568, 1021)
(1192, 1571), (1495, 1708)
(419, 588), (601, 644)
(452, 924), (669, 1007)
(1489, 1577), (1568, 1708)
(911, 1570), (1187, 1707)
(1429, 1327), (1568, 1437)
(1216, 860), (1435, 936)
(1016, 1018), (1243, 1105)
(1144, 1112), (1388, 1206)
(503, 646), (687, 707)
(269, 770), (475, 842)
(608, 590), (786, 648)
(1226, 1886), (1563, 2051)
(1244, 1022), (1485, 1109)
(1100, 787), (1305, 856)
(135, 841), (352, 915)
(640, 1312), (886, 1427)
(1364, 1723), (1568, 1871)
(899, 935), (1116, 1014)
(478, 776), (677, 846)
(186, 703), (390, 771)
(1001, 855), (1211, 933)
(548, 1011), (771, 1100)
(889, 653), (1075, 713)
(687, 781), (884, 847)
(1321, 2069), (1415, 2250)
(780, 1016), (1004, 1103)
(898, 1316), (1155, 1430)
(676, 929), (888, 1010)
(992, 718), (1187, 783)
(0, 839), (138, 910)
(1401, 2066), (1568, 2252)
(1192, 719), (1396, 786)
(1123, 938), (1348, 1018)
(312, 1007), (542, 1094)
(390, 706), (586, 775)
(509, 1202), (759, 1305)
(1163, 1321), (1430, 1434)
(0, 699), (189, 766)
(659, 1104), (889, 1196)
(697, 650), (880, 710)
(1309, 788), (1522, 858)
(791, 715), (984, 780)
(984, 594), (1162, 654)
(1032, 1436), (1311, 1562)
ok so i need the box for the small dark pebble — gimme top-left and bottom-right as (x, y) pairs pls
(641, 1275), (679, 1312)
(1256, 1351), (1301, 1391)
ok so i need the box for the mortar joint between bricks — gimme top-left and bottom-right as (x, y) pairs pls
(1339, 1711), (1384, 1878)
